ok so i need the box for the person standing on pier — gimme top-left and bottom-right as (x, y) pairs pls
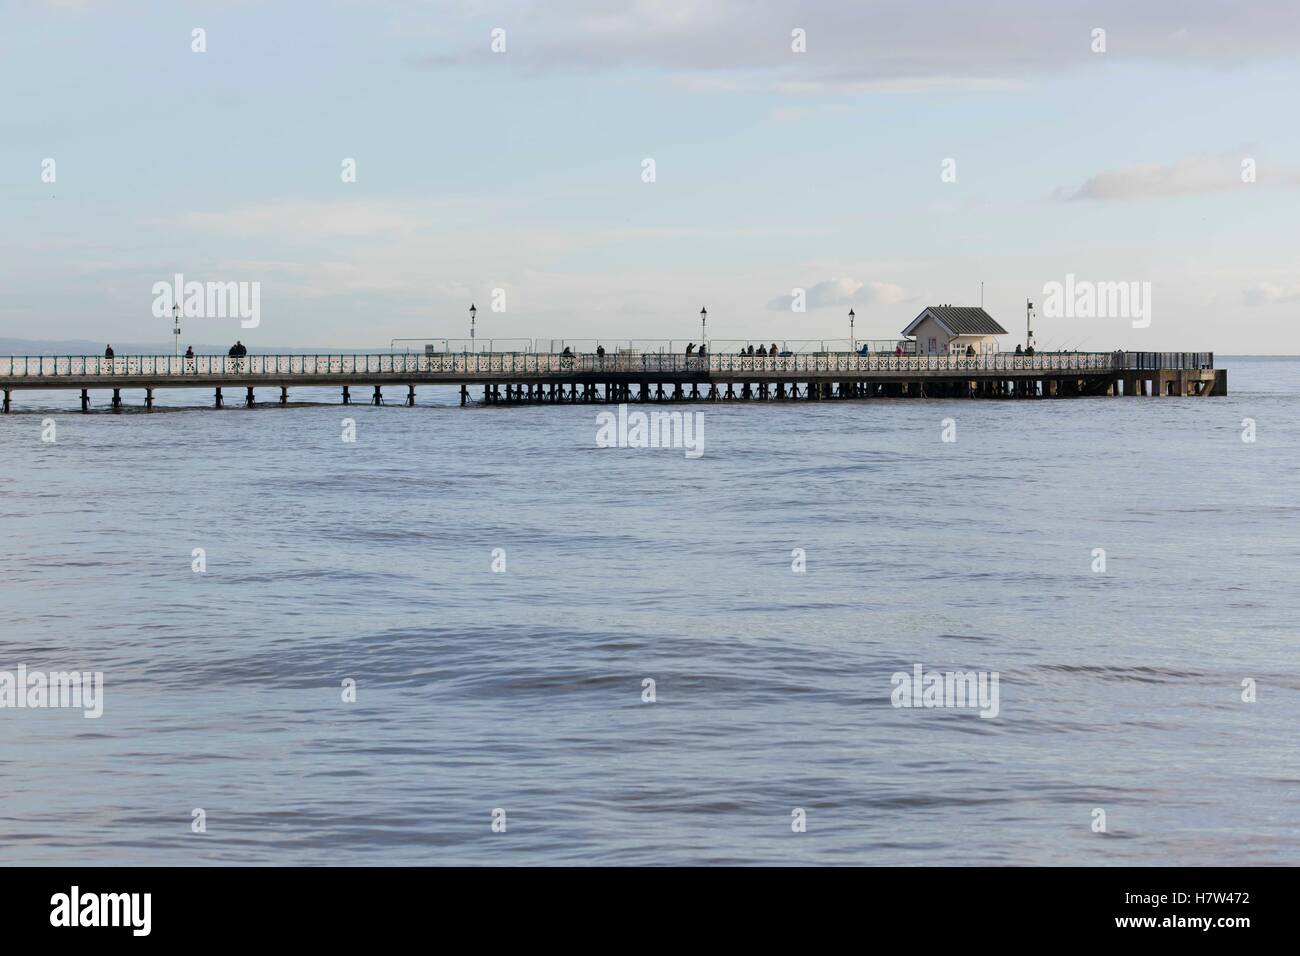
(104, 344), (114, 358)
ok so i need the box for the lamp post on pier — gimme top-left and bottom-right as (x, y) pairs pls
(700, 306), (707, 345)
(849, 308), (855, 353)
(172, 303), (181, 358)
(469, 302), (477, 353)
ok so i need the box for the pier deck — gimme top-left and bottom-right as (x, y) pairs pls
(0, 350), (1223, 411)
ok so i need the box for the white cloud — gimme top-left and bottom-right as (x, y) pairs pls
(413, 1), (1300, 93)
(182, 200), (437, 241)
(1057, 154), (1300, 201)
(1243, 282), (1300, 306)
(767, 277), (907, 311)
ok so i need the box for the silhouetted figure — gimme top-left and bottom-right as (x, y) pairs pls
(562, 346), (572, 356)
(185, 346), (195, 358)
(697, 344), (706, 357)
(228, 341), (247, 357)
(757, 344), (767, 356)
(1015, 343), (1024, 355)
(1025, 345), (1035, 356)
(685, 343), (694, 355)
(596, 345), (605, 357)
(104, 345), (114, 358)
(770, 343), (778, 355)
(747, 345), (755, 355)
(965, 344), (975, 357)
(894, 345), (902, 356)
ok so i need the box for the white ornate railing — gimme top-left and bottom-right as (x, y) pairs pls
(0, 351), (1213, 380)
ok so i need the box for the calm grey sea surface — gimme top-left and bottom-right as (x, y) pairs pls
(1, 356), (1297, 866)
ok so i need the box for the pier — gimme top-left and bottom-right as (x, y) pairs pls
(0, 350), (1223, 412)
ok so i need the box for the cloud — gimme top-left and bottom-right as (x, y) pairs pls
(1056, 154), (1300, 201)
(182, 200), (437, 241)
(767, 278), (907, 311)
(411, 1), (1300, 93)
(1243, 282), (1300, 306)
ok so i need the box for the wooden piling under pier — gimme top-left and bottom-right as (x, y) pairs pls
(0, 350), (1222, 413)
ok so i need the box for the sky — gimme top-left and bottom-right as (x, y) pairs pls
(2, 0), (1299, 352)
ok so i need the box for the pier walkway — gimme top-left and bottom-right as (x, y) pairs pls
(0, 350), (1222, 411)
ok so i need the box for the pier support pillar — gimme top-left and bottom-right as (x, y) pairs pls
(80, 389), (90, 413)
(2, 389), (9, 414)
(214, 387), (223, 408)
(373, 386), (383, 406)
(342, 386), (351, 405)
(280, 386), (289, 405)
(145, 387), (154, 410)
(246, 386), (256, 407)
(112, 388), (122, 411)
